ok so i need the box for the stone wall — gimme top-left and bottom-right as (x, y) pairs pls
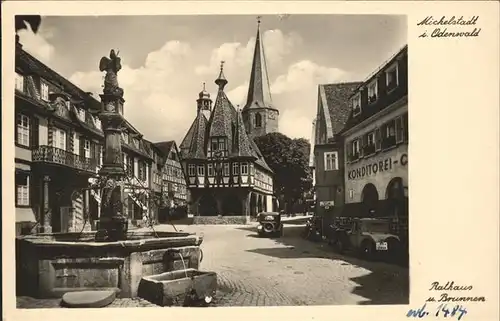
(193, 215), (248, 225)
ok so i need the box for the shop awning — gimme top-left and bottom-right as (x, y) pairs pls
(16, 208), (37, 223)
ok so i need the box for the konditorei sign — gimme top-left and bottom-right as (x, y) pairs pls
(347, 153), (407, 180)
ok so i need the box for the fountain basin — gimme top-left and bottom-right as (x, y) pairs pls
(138, 269), (217, 307)
(16, 231), (204, 299)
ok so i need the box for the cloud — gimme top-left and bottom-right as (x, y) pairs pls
(65, 30), (345, 143)
(195, 29), (301, 78)
(18, 24), (55, 64)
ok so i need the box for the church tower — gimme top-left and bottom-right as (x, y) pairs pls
(242, 17), (279, 140)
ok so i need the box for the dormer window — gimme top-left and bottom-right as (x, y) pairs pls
(255, 113), (262, 128)
(352, 93), (361, 116)
(77, 108), (85, 121)
(15, 73), (24, 92)
(367, 80), (378, 103)
(40, 82), (49, 101)
(386, 63), (399, 91)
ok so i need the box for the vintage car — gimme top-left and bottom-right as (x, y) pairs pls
(331, 218), (401, 260)
(256, 212), (283, 237)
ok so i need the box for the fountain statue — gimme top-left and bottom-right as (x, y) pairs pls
(97, 49), (128, 241)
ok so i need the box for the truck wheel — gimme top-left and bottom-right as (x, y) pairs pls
(361, 241), (375, 260)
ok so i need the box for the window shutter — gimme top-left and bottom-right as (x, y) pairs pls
(403, 113), (409, 142)
(79, 136), (85, 157)
(375, 128), (382, 151)
(30, 116), (39, 148)
(395, 117), (403, 143)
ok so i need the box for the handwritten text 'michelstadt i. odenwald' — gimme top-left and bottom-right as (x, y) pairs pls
(417, 16), (481, 39)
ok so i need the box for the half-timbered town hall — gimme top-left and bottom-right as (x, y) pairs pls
(179, 21), (277, 218)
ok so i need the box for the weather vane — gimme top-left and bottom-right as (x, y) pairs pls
(220, 60), (225, 70)
(257, 15), (262, 24)
(202, 82), (206, 90)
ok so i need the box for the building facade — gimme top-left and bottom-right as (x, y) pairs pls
(342, 45), (408, 225)
(312, 82), (362, 222)
(14, 39), (169, 235)
(153, 141), (188, 222)
(241, 19), (279, 140)
(179, 66), (274, 218)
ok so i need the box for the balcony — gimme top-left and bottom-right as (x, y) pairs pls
(381, 136), (397, 149)
(32, 145), (98, 174)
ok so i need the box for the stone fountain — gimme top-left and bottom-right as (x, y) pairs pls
(16, 50), (216, 306)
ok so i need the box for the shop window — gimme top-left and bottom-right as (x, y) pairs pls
(16, 172), (30, 206)
(367, 80), (378, 103)
(16, 113), (30, 147)
(386, 63), (399, 91)
(324, 151), (338, 171)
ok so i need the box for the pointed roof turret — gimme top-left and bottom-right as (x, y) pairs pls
(214, 61), (228, 91)
(243, 16), (273, 111)
(186, 110), (208, 159)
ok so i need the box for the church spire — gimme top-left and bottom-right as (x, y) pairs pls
(243, 16), (273, 110)
(215, 60), (228, 91)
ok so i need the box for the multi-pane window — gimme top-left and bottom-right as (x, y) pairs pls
(386, 64), (399, 90)
(16, 173), (30, 206)
(232, 163), (239, 175)
(15, 73), (24, 92)
(241, 162), (249, 175)
(223, 162), (230, 176)
(324, 151), (338, 171)
(53, 128), (67, 150)
(367, 80), (378, 103)
(84, 140), (91, 158)
(41, 82), (49, 101)
(197, 164), (205, 176)
(385, 120), (396, 138)
(207, 164), (214, 176)
(16, 114), (30, 147)
(218, 140), (225, 151)
(367, 132), (375, 146)
(352, 140), (360, 155)
(188, 164), (196, 176)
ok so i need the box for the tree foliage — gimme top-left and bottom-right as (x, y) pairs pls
(254, 132), (312, 212)
(15, 15), (42, 33)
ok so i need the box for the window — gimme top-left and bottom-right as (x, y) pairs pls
(324, 151), (338, 171)
(241, 162), (249, 175)
(382, 119), (397, 149)
(41, 82), (49, 101)
(95, 118), (102, 130)
(207, 164), (214, 176)
(65, 100), (71, 109)
(403, 113), (409, 142)
(15, 73), (24, 92)
(352, 140), (360, 157)
(352, 93), (361, 116)
(122, 132), (129, 144)
(16, 172), (30, 206)
(367, 132), (375, 146)
(255, 113), (262, 128)
(16, 114), (30, 147)
(84, 140), (91, 158)
(98, 145), (103, 166)
(218, 140), (226, 151)
(197, 164), (205, 176)
(232, 163), (239, 175)
(386, 63), (399, 90)
(385, 120), (396, 138)
(395, 116), (404, 143)
(223, 162), (230, 176)
(367, 80), (378, 103)
(53, 128), (67, 150)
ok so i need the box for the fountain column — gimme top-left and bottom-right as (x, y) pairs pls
(41, 175), (52, 233)
(96, 49), (128, 241)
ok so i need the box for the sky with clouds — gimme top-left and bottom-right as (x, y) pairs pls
(18, 14), (407, 143)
